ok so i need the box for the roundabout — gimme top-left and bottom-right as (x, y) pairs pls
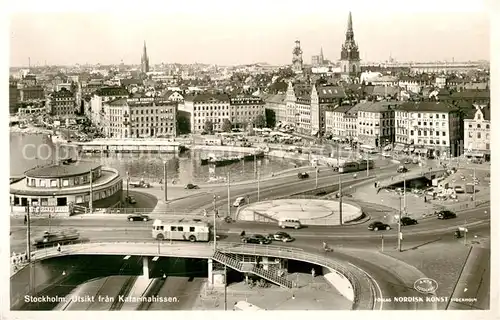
(9, 160), (491, 311)
(237, 199), (363, 225)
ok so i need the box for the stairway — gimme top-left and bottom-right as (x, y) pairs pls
(212, 251), (293, 289)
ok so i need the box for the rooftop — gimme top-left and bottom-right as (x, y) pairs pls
(25, 159), (101, 178)
(317, 85), (346, 98)
(398, 101), (458, 113)
(95, 86), (129, 97)
(355, 101), (403, 112)
(184, 93), (230, 103)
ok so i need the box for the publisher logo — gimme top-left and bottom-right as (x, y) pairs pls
(414, 278), (438, 294)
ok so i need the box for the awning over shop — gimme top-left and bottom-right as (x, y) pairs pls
(311, 130), (319, 136)
(394, 144), (405, 152)
(466, 152), (484, 157)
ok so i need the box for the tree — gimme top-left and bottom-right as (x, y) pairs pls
(203, 120), (214, 133)
(176, 113), (191, 134)
(264, 109), (276, 128)
(253, 114), (266, 128)
(221, 119), (232, 132)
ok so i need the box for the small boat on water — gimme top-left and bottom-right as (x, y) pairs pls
(201, 151), (265, 167)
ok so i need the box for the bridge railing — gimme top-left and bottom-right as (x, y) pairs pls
(25, 240), (373, 309)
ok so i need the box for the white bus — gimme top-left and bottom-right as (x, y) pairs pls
(152, 219), (210, 242)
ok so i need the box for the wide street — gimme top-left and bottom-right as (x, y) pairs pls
(162, 161), (414, 214)
(10, 160), (490, 311)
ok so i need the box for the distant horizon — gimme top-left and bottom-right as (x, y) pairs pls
(9, 3), (489, 67)
(8, 58), (491, 70)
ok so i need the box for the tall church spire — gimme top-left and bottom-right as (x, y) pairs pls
(346, 11), (354, 40)
(141, 40), (150, 73)
(339, 12), (360, 78)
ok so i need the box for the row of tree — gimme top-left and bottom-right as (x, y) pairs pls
(202, 114), (268, 134)
(176, 110), (276, 135)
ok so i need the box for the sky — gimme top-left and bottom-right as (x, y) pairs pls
(8, 0), (491, 67)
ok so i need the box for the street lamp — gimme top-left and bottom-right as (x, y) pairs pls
(398, 196), (403, 252)
(213, 194), (220, 251)
(257, 169), (260, 202)
(163, 161), (167, 202)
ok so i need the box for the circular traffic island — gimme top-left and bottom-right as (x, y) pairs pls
(237, 199), (363, 226)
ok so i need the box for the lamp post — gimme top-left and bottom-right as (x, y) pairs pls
(213, 194), (218, 251)
(337, 143), (343, 226)
(227, 171), (231, 218)
(315, 167), (319, 189)
(257, 170), (260, 202)
(89, 169), (93, 214)
(163, 161), (168, 202)
(366, 152), (369, 177)
(398, 197), (402, 252)
(403, 172), (407, 216)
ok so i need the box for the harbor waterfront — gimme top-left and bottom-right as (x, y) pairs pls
(10, 132), (310, 185)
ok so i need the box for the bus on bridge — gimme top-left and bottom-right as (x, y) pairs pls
(152, 219), (210, 242)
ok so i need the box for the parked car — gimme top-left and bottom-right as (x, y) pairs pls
(267, 232), (294, 242)
(129, 181), (151, 188)
(437, 210), (456, 220)
(233, 196), (246, 207)
(185, 183), (200, 190)
(127, 214), (150, 222)
(454, 186), (465, 193)
(397, 166), (408, 173)
(241, 234), (271, 244)
(125, 195), (137, 204)
(400, 217), (418, 226)
(298, 172), (309, 179)
(368, 221), (391, 231)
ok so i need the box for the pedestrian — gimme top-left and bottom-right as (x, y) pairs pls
(311, 268), (316, 278)
(57, 243), (61, 252)
(240, 230), (246, 237)
(424, 196), (427, 203)
(23, 215), (27, 225)
(374, 182), (377, 188)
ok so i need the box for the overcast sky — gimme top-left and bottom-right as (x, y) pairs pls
(8, 0), (490, 67)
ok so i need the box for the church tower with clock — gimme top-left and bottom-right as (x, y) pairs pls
(339, 12), (361, 79)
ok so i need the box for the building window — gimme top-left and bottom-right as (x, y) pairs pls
(477, 132), (481, 139)
(486, 124), (490, 129)
(469, 132), (473, 138)
(50, 179), (57, 187)
(442, 140), (446, 145)
(442, 131), (446, 136)
(410, 130), (414, 136)
(62, 179), (69, 187)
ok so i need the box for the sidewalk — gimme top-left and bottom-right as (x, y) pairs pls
(352, 168), (490, 219)
(193, 272), (352, 310)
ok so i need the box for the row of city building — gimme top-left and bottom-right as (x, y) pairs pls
(263, 81), (490, 158)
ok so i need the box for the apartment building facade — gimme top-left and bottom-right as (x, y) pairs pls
(89, 86), (129, 129)
(183, 94), (231, 133)
(324, 104), (358, 140)
(394, 101), (461, 157)
(464, 105), (490, 158)
(46, 88), (76, 118)
(103, 97), (177, 138)
(229, 96), (265, 128)
(356, 101), (399, 148)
